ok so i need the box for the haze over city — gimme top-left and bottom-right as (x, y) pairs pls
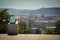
(0, 0), (60, 10)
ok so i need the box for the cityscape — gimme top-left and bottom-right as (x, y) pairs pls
(0, 0), (60, 40)
(7, 7), (60, 34)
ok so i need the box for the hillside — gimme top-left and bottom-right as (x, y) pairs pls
(7, 7), (60, 16)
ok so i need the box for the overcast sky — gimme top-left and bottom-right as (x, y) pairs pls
(0, 0), (60, 10)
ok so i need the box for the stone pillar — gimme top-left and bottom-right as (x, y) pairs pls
(8, 24), (18, 35)
(8, 16), (18, 35)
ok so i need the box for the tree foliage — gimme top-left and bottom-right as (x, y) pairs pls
(0, 9), (11, 33)
(54, 20), (60, 34)
(18, 21), (31, 34)
(35, 28), (41, 34)
(41, 29), (52, 34)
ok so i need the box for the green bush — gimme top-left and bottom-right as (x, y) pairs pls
(54, 20), (60, 34)
(18, 21), (31, 34)
(41, 29), (52, 34)
(36, 29), (41, 34)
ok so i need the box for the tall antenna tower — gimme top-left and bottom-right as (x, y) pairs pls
(41, 0), (45, 18)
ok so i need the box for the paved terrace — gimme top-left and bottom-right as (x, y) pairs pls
(0, 34), (60, 40)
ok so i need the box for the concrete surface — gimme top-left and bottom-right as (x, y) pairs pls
(0, 34), (60, 40)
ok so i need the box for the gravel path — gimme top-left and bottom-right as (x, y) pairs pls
(0, 34), (60, 40)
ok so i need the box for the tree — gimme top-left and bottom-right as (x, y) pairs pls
(0, 9), (11, 33)
(36, 28), (41, 34)
(54, 20), (60, 34)
(41, 29), (52, 34)
(18, 21), (31, 34)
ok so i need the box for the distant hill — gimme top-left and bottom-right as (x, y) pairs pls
(0, 7), (60, 16)
(34, 7), (60, 16)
